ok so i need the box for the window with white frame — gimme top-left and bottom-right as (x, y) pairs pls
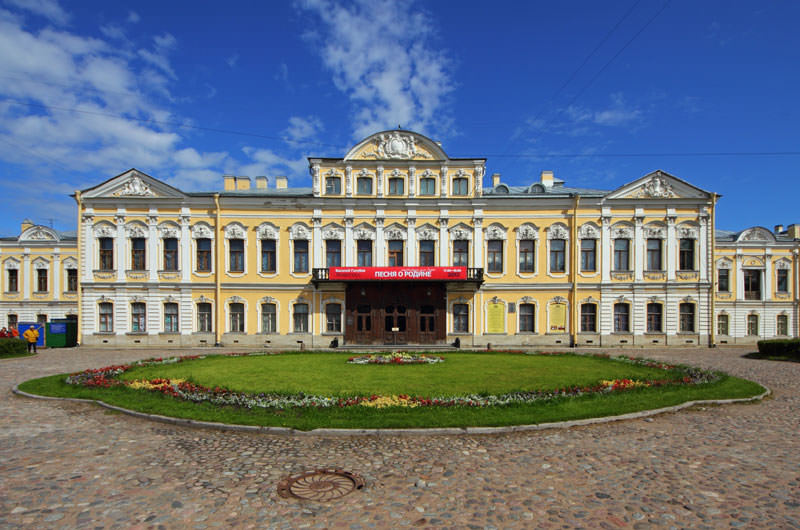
(550, 239), (566, 273)
(261, 239), (276, 273)
(717, 313), (729, 335)
(519, 303), (535, 332)
(453, 240), (468, 267)
(99, 237), (114, 270)
(613, 239), (630, 271)
(518, 240), (535, 273)
(487, 240), (503, 273)
(7, 267), (19, 292)
(646, 238), (662, 270)
(229, 302), (244, 332)
(67, 268), (78, 292)
(679, 238), (695, 271)
(326, 240), (341, 267)
(746, 314), (759, 336)
(99, 303), (113, 332)
(357, 240), (373, 266)
(357, 176), (373, 195)
(717, 268), (730, 292)
(679, 303), (695, 332)
(777, 268), (789, 293)
(229, 239), (244, 272)
(293, 303), (309, 332)
(326, 303), (342, 332)
(261, 303), (276, 333)
(580, 303), (597, 332)
(197, 302), (212, 332)
(777, 314), (788, 336)
(131, 302), (146, 332)
(163, 238), (178, 271)
(294, 240), (309, 273)
(453, 303), (469, 332)
(164, 302), (179, 332)
(452, 177), (469, 196)
(131, 237), (146, 270)
(580, 240), (596, 272)
(325, 175), (341, 194)
(196, 238), (212, 272)
(419, 177), (436, 195)
(613, 303), (630, 332)
(36, 268), (48, 292)
(647, 303), (663, 333)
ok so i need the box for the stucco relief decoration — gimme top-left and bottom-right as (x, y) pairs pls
(256, 223), (279, 240)
(582, 296), (598, 304)
(324, 168), (342, 180)
(716, 258), (733, 269)
(197, 295), (211, 303)
(289, 223), (310, 240)
(775, 258), (791, 270)
(551, 296), (567, 304)
(25, 228), (56, 241)
(645, 225), (666, 238)
(192, 223), (213, 239)
(577, 223), (599, 239)
(547, 224), (569, 240)
(611, 224), (633, 239)
(260, 296), (277, 304)
(384, 226), (407, 240)
(228, 295), (244, 303)
(473, 166), (484, 194)
(519, 296), (534, 304)
(362, 132), (431, 160)
(740, 228), (772, 241)
(224, 223), (246, 240)
(63, 257), (78, 269)
(516, 223), (539, 240)
(635, 175), (675, 199)
(420, 169), (435, 180)
(449, 224), (472, 240)
(159, 225), (179, 239)
(114, 176), (155, 197)
(743, 257), (765, 267)
(417, 225), (439, 241)
(322, 224), (345, 240)
(390, 168), (405, 179)
(94, 223), (116, 237)
(678, 225), (699, 238)
(125, 224), (147, 238)
(4, 258), (20, 270)
(354, 223), (376, 240)
(485, 224), (507, 240)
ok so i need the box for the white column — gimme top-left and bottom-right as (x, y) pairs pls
(439, 217), (449, 266)
(601, 216), (611, 282)
(22, 252), (30, 299)
(699, 214), (709, 282)
(344, 217), (354, 266)
(148, 213), (158, 280)
(666, 214), (677, 281)
(376, 166), (384, 198)
(375, 217), (385, 266)
(116, 214), (126, 281)
(440, 166), (448, 198)
(312, 217), (322, 269)
(82, 214), (94, 281)
(345, 165), (353, 197)
(473, 218), (484, 268)
(408, 166), (416, 198)
(736, 253), (744, 301)
(634, 214), (644, 281)
(764, 252), (772, 301)
(52, 252), (61, 300)
(180, 212), (191, 282)
(406, 217), (416, 266)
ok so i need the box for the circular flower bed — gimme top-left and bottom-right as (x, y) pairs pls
(347, 352), (444, 365)
(63, 351), (720, 410)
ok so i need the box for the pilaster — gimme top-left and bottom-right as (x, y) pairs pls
(375, 215), (385, 266)
(345, 165), (353, 197)
(344, 214), (354, 266)
(473, 217), (484, 268)
(764, 250), (772, 301)
(634, 211), (644, 281)
(376, 166), (384, 198)
(148, 212), (158, 281)
(440, 165), (448, 198)
(408, 166), (416, 198)
(82, 213), (94, 281)
(22, 251), (30, 299)
(601, 213), (611, 282)
(52, 252), (61, 299)
(406, 216), (417, 266)
(312, 214), (322, 269)
(666, 211), (677, 281)
(438, 215), (449, 266)
(115, 213), (126, 281)
(180, 212), (191, 282)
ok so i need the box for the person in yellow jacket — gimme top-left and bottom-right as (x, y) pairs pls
(23, 325), (40, 353)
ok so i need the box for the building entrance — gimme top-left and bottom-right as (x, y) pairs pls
(344, 283), (446, 345)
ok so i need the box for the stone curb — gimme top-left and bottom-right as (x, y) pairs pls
(12, 384), (771, 437)
(1, 352), (39, 361)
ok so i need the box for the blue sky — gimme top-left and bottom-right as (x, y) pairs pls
(0, 0), (798, 235)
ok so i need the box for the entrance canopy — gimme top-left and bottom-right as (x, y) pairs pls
(312, 266), (484, 285)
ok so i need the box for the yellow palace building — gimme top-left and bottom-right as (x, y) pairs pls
(1, 130), (797, 347)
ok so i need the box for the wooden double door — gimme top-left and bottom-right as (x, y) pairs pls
(345, 283), (446, 345)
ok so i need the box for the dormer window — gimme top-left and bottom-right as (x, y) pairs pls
(388, 177), (404, 196)
(325, 176), (341, 194)
(452, 177), (469, 196)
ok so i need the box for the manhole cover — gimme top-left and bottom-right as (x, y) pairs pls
(277, 469), (365, 501)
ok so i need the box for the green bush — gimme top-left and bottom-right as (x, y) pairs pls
(756, 338), (800, 359)
(0, 338), (28, 356)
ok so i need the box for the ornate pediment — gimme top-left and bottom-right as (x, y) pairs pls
(449, 222), (473, 240)
(353, 222), (376, 241)
(289, 222), (310, 240)
(158, 223), (179, 239)
(256, 222), (279, 240)
(384, 222), (407, 241)
(224, 222), (247, 240)
(736, 227), (776, 243)
(191, 223), (214, 239)
(344, 130), (448, 161)
(321, 223), (345, 240)
(516, 223), (540, 240)
(606, 170), (711, 201)
(416, 223), (439, 241)
(20, 226), (59, 242)
(484, 223), (507, 240)
(611, 223), (633, 239)
(81, 169), (187, 200)
(547, 223), (569, 240)
(578, 223), (599, 239)
(114, 175), (155, 197)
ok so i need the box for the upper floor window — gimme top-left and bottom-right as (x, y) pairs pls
(646, 238), (662, 271)
(197, 302), (212, 332)
(419, 177), (436, 195)
(452, 177), (469, 196)
(99, 237), (114, 270)
(613, 239), (630, 271)
(36, 269), (48, 292)
(453, 240), (469, 267)
(744, 269), (761, 300)
(230, 302), (244, 332)
(580, 303), (597, 332)
(580, 240), (596, 272)
(613, 303), (630, 332)
(357, 177), (373, 195)
(717, 268), (730, 292)
(388, 177), (404, 196)
(357, 240), (373, 266)
(131, 302), (146, 332)
(487, 240), (503, 273)
(388, 240), (403, 266)
(229, 238), (244, 272)
(679, 303), (695, 332)
(647, 303), (662, 332)
(164, 302), (179, 332)
(163, 238), (178, 271)
(7, 269), (18, 292)
(325, 176), (341, 194)
(197, 238), (211, 272)
(67, 269), (78, 292)
(99, 302), (113, 332)
(550, 239), (566, 273)
(679, 238), (695, 271)
(294, 240), (309, 273)
(519, 240), (535, 273)
(131, 237), (146, 270)
(326, 240), (342, 267)
(777, 269), (789, 293)
(419, 240), (435, 266)
(261, 239), (276, 273)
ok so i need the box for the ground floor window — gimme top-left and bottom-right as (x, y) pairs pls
(131, 302), (146, 332)
(230, 302), (244, 332)
(7, 313), (18, 331)
(717, 314), (729, 336)
(261, 303), (276, 333)
(164, 302), (179, 332)
(646, 303), (662, 333)
(198, 302), (212, 332)
(453, 304), (469, 333)
(326, 303), (342, 332)
(580, 303), (596, 332)
(613, 303), (630, 332)
(519, 303), (535, 332)
(746, 314), (759, 336)
(679, 303), (695, 333)
(777, 314), (788, 336)
(99, 303), (113, 332)
(293, 303), (309, 332)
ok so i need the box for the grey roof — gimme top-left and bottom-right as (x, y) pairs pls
(188, 188), (314, 197)
(483, 184), (609, 197)
(715, 228), (795, 242)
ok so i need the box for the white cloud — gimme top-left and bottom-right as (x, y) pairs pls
(284, 116), (323, 143)
(4, 0), (69, 25)
(127, 11), (140, 23)
(239, 147), (309, 182)
(296, 0), (454, 139)
(138, 33), (177, 79)
(226, 53), (239, 68)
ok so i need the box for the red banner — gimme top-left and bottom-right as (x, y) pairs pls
(329, 266), (467, 281)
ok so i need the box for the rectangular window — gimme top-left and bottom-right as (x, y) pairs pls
(744, 269), (761, 300)
(36, 269), (48, 292)
(163, 237), (178, 271)
(325, 177), (341, 194)
(388, 240), (403, 267)
(7, 269), (18, 292)
(747, 314), (759, 336)
(580, 304), (597, 332)
(613, 239), (630, 271)
(519, 304), (535, 332)
(261, 303), (276, 333)
(419, 240), (435, 266)
(646, 238), (662, 270)
(453, 240), (468, 267)
(679, 238), (695, 271)
(131, 302), (146, 332)
(777, 314), (788, 336)
(613, 303), (630, 332)
(357, 240), (373, 266)
(99, 237), (114, 270)
(777, 269), (789, 293)
(419, 178), (436, 195)
(99, 303), (113, 332)
(197, 238), (212, 272)
(164, 302), (179, 332)
(294, 240), (309, 273)
(453, 303), (469, 333)
(229, 239), (244, 272)
(132, 237), (146, 270)
(326, 303), (342, 332)
(646, 303), (662, 333)
(293, 303), (309, 332)
(357, 177), (373, 194)
(326, 240), (342, 267)
(452, 178), (469, 196)
(717, 314), (729, 335)
(487, 240), (503, 273)
(550, 239), (566, 273)
(580, 239), (596, 272)
(198, 303), (212, 332)
(7, 313), (17, 331)
(519, 240), (535, 273)
(261, 239), (276, 273)
(717, 268), (730, 292)
(229, 302), (244, 332)
(67, 269), (78, 292)
(388, 178), (404, 195)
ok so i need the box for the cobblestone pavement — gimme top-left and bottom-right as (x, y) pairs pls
(1, 346), (798, 529)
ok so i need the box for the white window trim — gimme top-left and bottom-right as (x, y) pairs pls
(162, 301), (180, 333)
(224, 223), (248, 278)
(449, 298), (471, 334)
(450, 238), (470, 268)
(290, 297), (312, 334)
(32, 257), (50, 293)
(191, 223), (215, 277)
(289, 223), (312, 278)
(125, 222), (149, 272)
(645, 301), (666, 333)
(578, 301), (599, 334)
(225, 296), (247, 333)
(98, 300), (115, 333)
(516, 298), (538, 334)
(194, 297), (215, 333)
(323, 298), (345, 334)
(158, 223), (180, 272)
(62, 257), (78, 293)
(258, 297), (279, 334)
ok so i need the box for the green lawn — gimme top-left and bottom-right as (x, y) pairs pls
(18, 352), (766, 431)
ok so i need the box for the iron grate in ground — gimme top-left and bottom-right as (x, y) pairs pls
(277, 469), (365, 502)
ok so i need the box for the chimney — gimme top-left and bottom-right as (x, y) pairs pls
(774, 224), (784, 235)
(236, 176), (251, 190)
(787, 224), (800, 239)
(491, 173), (501, 187)
(540, 170), (554, 187)
(223, 174), (236, 191)
(275, 176), (288, 190)
(21, 218), (34, 233)
(255, 176), (268, 189)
